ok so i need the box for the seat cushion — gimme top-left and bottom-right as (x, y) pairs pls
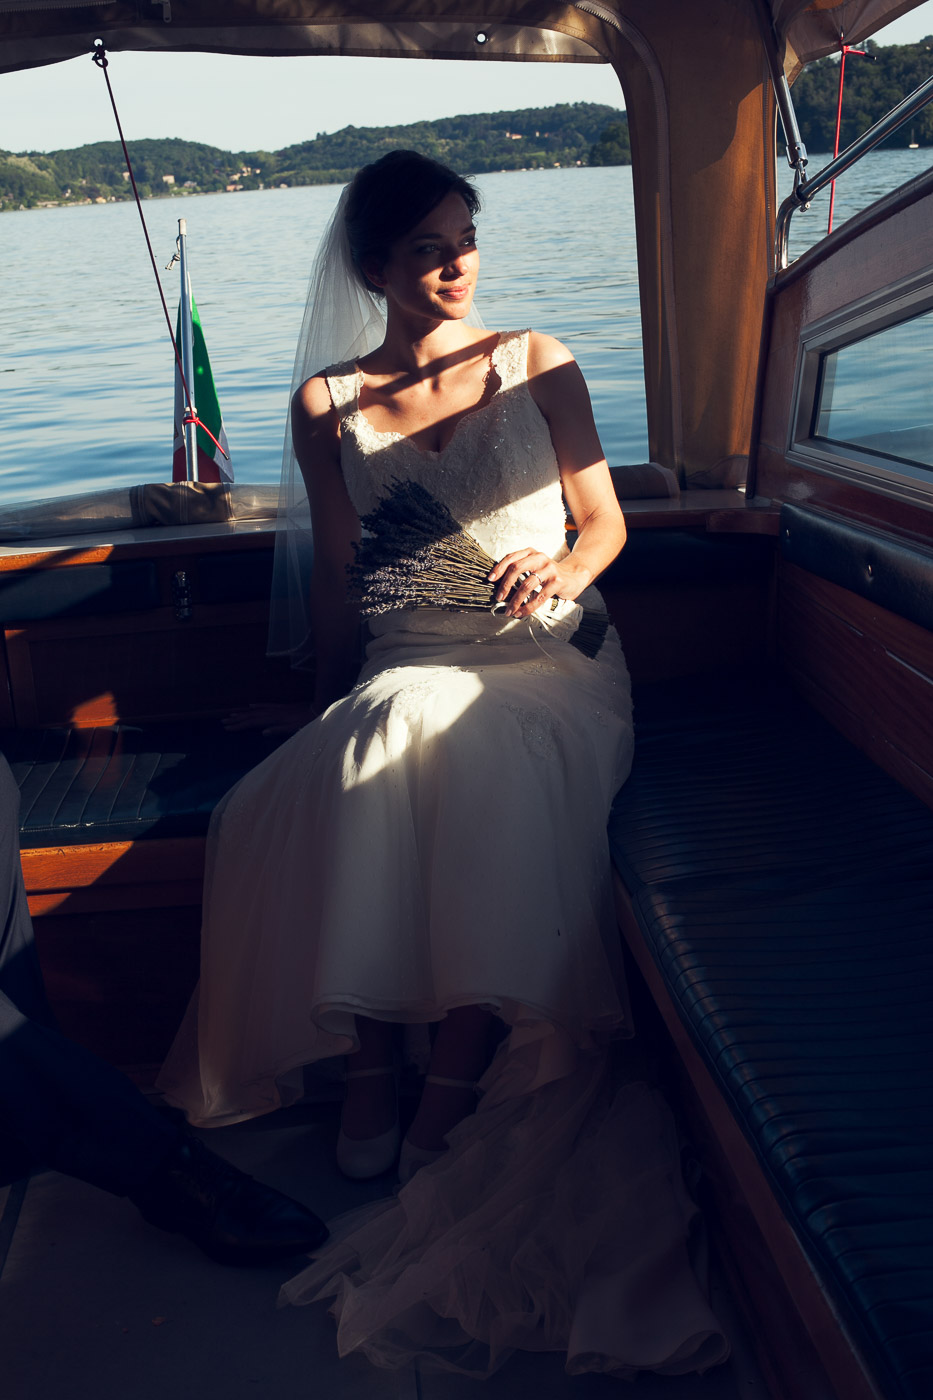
(609, 674), (933, 1400)
(609, 674), (933, 893)
(631, 873), (933, 1400)
(2, 723), (281, 848)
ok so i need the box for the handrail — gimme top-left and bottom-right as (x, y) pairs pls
(775, 72), (933, 269)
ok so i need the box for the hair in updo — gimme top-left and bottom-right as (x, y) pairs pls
(344, 150), (480, 295)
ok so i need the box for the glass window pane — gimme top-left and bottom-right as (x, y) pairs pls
(815, 309), (933, 468)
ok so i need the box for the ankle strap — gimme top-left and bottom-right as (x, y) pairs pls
(425, 1075), (476, 1090)
(346, 1065), (394, 1080)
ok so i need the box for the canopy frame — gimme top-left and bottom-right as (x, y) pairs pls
(775, 69), (933, 268)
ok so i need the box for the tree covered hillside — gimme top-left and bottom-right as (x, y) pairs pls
(0, 104), (627, 211)
(791, 37), (933, 151)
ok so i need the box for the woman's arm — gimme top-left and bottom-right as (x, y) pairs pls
(488, 332), (626, 618)
(292, 376), (363, 712)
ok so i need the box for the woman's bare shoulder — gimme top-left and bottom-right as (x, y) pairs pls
(291, 374), (342, 476)
(292, 372), (334, 422)
(526, 330), (577, 374)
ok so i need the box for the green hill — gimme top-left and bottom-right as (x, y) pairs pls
(790, 37), (933, 152)
(0, 103), (626, 211)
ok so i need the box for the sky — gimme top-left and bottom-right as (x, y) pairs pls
(1, 4), (932, 154)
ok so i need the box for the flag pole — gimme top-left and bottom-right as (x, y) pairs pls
(177, 218), (198, 482)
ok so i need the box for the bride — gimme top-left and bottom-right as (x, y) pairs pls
(158, 150), (727, 1380)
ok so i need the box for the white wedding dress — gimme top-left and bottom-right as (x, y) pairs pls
(158, 329), (728, 1379)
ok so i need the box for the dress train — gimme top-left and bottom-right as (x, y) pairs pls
(281, 1028), (730, 1380)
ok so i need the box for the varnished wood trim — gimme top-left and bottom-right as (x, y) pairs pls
(21, 836), (205, 893)
(779, 562), (933, 811)
(614, 874), (884, 1400)
(787, 660), (933, 813)
(705, 507), (780, 535)
(0, 521), (277, 573)
(755, 446), (933, 537)
(781, 562), (933, 682)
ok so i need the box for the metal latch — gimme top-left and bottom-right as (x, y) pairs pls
(172, 570), (192, 621)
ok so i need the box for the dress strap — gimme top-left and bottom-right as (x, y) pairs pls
(491, 329), (530, 392)
(325, 362), (362, 420)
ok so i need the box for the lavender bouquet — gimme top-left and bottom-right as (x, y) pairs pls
(346, 479), (608, 659)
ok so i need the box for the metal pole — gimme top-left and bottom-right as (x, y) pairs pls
(750, 0), (809, 186)
(177, 218), (198, 482)
(775, 70), (933, 269)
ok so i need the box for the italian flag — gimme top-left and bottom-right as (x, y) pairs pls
(172, 296), (233, 483)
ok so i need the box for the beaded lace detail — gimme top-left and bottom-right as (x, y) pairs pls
(325, 330), (568, 565)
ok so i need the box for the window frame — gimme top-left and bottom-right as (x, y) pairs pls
(787, 267), (933, 509)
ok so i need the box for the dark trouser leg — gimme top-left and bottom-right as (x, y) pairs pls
(0, 757), (179, 1194)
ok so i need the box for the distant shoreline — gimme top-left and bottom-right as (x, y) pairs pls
(0, 102), (628, 213)
(5, 162), (600, 214)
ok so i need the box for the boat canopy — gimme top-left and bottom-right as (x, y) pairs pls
(1, 0), (927, 487)
(0, 0), (923, 77)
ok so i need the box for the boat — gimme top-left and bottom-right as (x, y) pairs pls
(1, 3), (933, 1397)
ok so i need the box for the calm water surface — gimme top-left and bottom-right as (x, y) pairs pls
(1, 151), (929, 504)
(0, 167), (642, 502)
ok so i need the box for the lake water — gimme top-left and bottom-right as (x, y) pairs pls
(1, 150), (929, 505)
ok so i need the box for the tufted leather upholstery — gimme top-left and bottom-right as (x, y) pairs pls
(3, 723), (281, 848)
(609, 675), (933, 1400)
(611, 675), (933, 894)
(781, 503), (933, 634)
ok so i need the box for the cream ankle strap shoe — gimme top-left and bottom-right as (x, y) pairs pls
(397, 1138), (445, 1186)
(397, 1076), (477, 1185)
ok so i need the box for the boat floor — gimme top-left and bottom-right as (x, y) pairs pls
(0, 1101), (768, 1400)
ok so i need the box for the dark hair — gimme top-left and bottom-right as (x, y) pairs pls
(344, 150), (481, 294)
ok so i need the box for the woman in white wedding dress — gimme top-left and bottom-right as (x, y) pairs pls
(158, 151), (727, 1380)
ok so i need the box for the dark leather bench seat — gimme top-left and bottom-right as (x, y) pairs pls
(609, 677), (933, 1400)
(3, 723), (280, 848)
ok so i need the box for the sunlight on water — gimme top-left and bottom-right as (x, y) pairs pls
(0, 167), (646, 504)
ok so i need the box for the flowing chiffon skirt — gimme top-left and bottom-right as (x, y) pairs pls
(281, 1028), (730, 1380)
(158, 613), (636, 1125)
(158, 611), (728, 1378)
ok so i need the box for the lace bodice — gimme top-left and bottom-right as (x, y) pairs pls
(325, 330), (569, 564)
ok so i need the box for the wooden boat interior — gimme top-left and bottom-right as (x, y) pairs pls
(2, 2), (933, 1397)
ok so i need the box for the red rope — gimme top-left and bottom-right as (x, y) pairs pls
(828, 37), (869, 234)
(91, 42), (229, 463)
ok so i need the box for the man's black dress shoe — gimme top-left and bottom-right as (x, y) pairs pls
(130, 1136), (328, 1265)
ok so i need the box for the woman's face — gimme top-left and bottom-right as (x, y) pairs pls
(370, 192), (479, 321)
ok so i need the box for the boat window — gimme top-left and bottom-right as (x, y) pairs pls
(789, 274), (933, 502)
(813, 308), (933, 468)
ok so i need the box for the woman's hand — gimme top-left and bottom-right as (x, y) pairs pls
(222, 702), (315, 738)
(487, 549), (591, 619)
